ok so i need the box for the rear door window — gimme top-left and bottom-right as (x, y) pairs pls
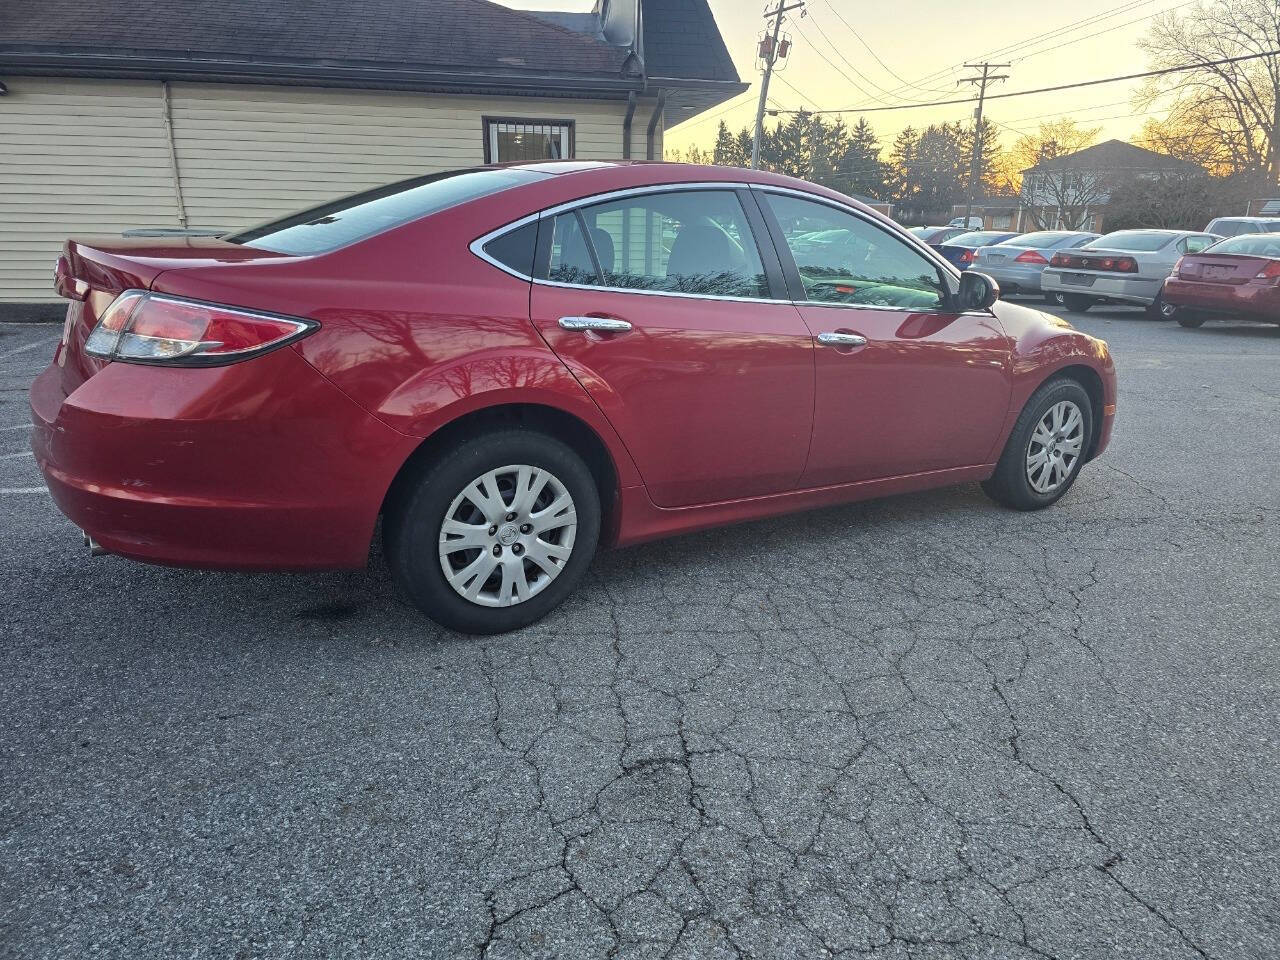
(546, 190), (770, 298)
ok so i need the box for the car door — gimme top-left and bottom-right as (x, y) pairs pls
(526, 186), (815, 508)
(755, 189), (1012, 487)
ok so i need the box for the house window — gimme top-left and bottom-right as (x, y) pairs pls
(484, 118), (574, 163)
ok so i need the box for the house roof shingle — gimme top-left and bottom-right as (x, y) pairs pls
(0, 0), (632, 79)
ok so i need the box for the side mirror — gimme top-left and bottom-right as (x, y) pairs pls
(957, 271), (999, 311)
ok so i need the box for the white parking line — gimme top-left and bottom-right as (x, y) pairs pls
(0, 450), (33, 460)
(0, 341), (49, 361)
(0, 486), (47, 494)
(2, 424), (31, 432)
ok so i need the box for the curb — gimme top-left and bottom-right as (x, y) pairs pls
(0, 304), (64, 324)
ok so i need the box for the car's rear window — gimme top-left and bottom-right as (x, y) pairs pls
(1007, 231), (1075, 248)
(1086, 231), (1176, 252)
(226, 168), (550, 255)
(948, 231), (1013, 246)
(1206, 234), (1280, 257)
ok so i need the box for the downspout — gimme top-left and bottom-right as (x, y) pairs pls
(159, 81), (188, 227)
(622, 91), (636, 159)
(645, 89), (666, 161)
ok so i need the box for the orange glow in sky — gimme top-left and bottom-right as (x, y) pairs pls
(506, 0), (1192, 155)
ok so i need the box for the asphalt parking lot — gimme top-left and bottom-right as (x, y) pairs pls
(2, 303), (1277, 960)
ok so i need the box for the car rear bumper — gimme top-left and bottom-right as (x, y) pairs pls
(1042, 269), (1163, 305)
(1163, 277), (1280, 321)
(980, 262), (1044, 293)
(29, 346), (417, 570)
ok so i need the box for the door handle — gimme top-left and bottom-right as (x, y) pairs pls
(558, 316), (632, 333)
(816, 332), (867, 347)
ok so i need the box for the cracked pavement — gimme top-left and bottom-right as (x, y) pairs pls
(1, 305), (1277, 959)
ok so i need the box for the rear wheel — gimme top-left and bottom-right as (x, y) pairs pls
(1147, 290), (1172, 319)
(1044, 292), (1065, 306)
(1062, 293), (1094, 313)
(385, 430), (600, 634)
(981, 378), (1093, 511)
(1176, 310), (1206, 328)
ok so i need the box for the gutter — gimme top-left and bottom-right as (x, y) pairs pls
(0, 52), (646, 98)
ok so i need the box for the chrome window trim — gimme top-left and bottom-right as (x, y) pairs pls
(470, 211), (542, 282)
(533, 276), (792, 306)
(468, 180), (977, 312)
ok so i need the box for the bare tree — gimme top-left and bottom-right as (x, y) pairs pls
(1000, 120), (1106, 229)
(1137, 0), (1280, 181)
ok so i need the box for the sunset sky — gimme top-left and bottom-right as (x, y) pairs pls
(507, 0), (1192, 155)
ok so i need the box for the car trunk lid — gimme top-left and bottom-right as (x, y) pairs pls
(1176, 253), (1271, 285)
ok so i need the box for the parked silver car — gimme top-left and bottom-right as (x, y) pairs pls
(973, 231), (1100, 302)
(1041, 229), (1220, 316)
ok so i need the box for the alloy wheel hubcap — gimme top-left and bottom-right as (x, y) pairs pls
(1026, 400), (1084, 494)
(438, 464), (577, 608)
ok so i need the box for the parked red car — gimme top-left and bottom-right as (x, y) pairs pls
(1162, 233), (1280, 326)
(31, 162), (1116, 633)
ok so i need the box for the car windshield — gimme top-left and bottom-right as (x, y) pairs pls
(1086, 231), (1176, 252)
(1004, 231), (1075, 248)
(949, 231), (1012, 246)
(226, 168), (550, 255)
(1206, 234), (1280, 257)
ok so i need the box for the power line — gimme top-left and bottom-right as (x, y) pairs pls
(819, 0), (953, 98)
(801, 9), (944, 106)
(772, 50), (1280, 115)
(842, 0), (1177, 110)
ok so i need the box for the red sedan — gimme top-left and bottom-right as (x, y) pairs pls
(1161, 233), (1280, 326)
(31, 162), (1117, 633)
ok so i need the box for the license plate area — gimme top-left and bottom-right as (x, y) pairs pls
(1062, 273), (1096, 287)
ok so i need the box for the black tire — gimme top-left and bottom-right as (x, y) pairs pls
(1061, 293), (1094, 313)
(1176, 311), (1206, 328)
(1044, 292), (1065, 306)
(981, 378), (1094, 511)
(385, 429), (601, 634)
(1147, 290), (1172, 320)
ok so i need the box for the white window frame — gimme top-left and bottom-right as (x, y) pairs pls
(483, 117), (575, 164)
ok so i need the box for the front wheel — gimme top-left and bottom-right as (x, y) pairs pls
(385, 430), (601, 634)
(1061, 293), (1094, 313)
(981, 378), (1094, 511)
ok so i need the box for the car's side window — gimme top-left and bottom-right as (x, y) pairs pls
(548, 190), (770, 298)
(548, 211), (600, 286)
(762, 193), (946, 310)
(1186, 235), (1213, 253)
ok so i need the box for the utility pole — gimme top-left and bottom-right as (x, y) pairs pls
(957, 62), (1008, 227)
(752, 1), (804, 169)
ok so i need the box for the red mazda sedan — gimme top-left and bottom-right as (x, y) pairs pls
(31, 162), (1116, 633)
(1161, 232), (1280, 326)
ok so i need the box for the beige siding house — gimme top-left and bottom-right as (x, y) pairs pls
(0, 0), (744, 306)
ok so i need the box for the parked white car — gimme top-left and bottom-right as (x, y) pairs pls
(1204, 216), (1280, 237)
(1041, 229), (1220, 316)
(948, 215), (985, 229)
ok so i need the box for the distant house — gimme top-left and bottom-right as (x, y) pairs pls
(0, 0), (745, 304)
(1017, 139), (1202, 233)
(949, 196), (1019, 231)
(1246, 198), (1280, 216)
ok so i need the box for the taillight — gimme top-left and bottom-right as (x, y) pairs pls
(1256, 260), (1280, 279)
(1171, 256), (1185, 277)
(84, 291), (317, 365)
(1048, 252), (1136, 272)
(1014, 250), (1048, 265)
